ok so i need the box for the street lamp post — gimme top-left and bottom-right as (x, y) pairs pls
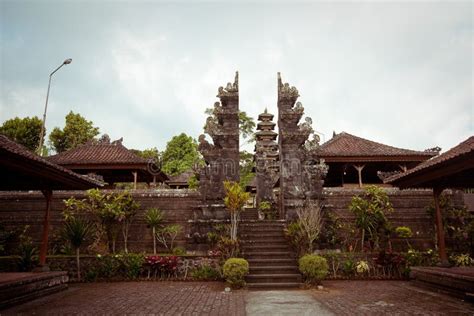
(37, 58), (72, 155)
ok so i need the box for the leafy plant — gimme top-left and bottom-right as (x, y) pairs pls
(298, 254), (328, 285)
(223, 258), (249, 288)
(217, 236), (240, 260)
(172, 246), (186, 255)
(156, 224), (182, 251)
(349, 185), (393, 251)
(450, 253), (474, 267)
(395, 226), (413, 250)
(191, 260), (221, 280)
(296, 199), (323, 253)
(356, 260), (370, 275)
(223, 181), (250, 241)
(259, 201), (276, 220)
(342, 259), (356, 277)
(17, 225), (38, 271)
(115, 192), (140, 253)
(61, 217), (94, 280)
(144, 208), (164, 254)
(284, 222), (307, 257)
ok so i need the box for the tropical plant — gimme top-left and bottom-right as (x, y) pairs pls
(395, 226), (413, 250)
(144, 208), (164, 254)
(259, 201), (276, 220)
(450, 253), (474, 267)
(17, 225), (38, 271)
(155, 224), (182, 251)
(61, 217), (94, 280)
(223, 181), (250, 241)
(284, 221), (308, 256)
(298, 254), (328, 285)
(355, 260), (370, 275)
(114, 192), (140, 253)
(223, 258), (249, 287)
(349, 185), (393, 251)
(296, 199), (323, 253)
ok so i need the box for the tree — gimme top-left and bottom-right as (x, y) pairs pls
(204, 108), (256, 145)
(144, 208), (164, 254)
(239, 150), (255, 189)
(349, 185), (393, 251)
(296, 199), (323, 253)
(131, 147), (162, 165)
(0, 116), (43, 151)
(49, 111), (100, 153)
(161, 133), (202, 176)
(114, 192), (140, 253)
(223, 181), (250, 241)
(61, 217), (93, 281)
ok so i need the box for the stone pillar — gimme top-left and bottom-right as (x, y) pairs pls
(198, 72), (240, 214)
(277, 73), (327, 218)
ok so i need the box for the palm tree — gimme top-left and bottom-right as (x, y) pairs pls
(144, 208), (164, 254)
(62, 218), (93, 280)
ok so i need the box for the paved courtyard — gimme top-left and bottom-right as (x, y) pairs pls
(3, 281), (473, 315)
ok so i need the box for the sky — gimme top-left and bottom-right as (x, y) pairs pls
(0, 0), (472, 154)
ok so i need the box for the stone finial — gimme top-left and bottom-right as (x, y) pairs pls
(278, 73), (299, 99)
(217, 71), (239, 97)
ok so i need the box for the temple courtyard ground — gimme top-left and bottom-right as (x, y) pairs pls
(3, 280), (473, 315)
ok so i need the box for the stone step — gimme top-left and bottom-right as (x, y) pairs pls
(240, 231), (285, 237)
(244, 251), (295, 260)
(246, 273), (302, 283)
(247, 258), (297, 267)
(242, 239), (289, 246)
(247, 282), (301, 290)
(243, 244), (290, 252)
(249, 266), (299, 274)
(240, 223), (286, 228)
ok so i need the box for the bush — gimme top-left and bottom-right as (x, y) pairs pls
(172, 246), (186, 255)
(298, 254), (328, 285)
(223, 258), (249, 287)
(191, 263), (221, 280)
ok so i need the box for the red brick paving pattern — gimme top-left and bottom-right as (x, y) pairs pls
(3, 282), (247, 316)
(3, 280), (474, 315)
(312, 281), (474, 315)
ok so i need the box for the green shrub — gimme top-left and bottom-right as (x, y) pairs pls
(298, 254), (328, 284)
(223, 258), (249, 287)
(172, 246), (186, 255)
(450, 253), (474, 267)
(191, 264), (220, 280)
(118, 253), (145, 279)
(395, 226), (413, 238)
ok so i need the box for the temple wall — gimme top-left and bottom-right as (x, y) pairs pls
(0, 188), (466, 254)
(323, 188), (465, 250)
(0, 189), (202, 254)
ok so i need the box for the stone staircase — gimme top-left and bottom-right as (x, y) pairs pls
(240, 220), (301, 289)
(240, 207), (258, 221)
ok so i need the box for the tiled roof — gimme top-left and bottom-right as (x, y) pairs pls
(318, 132), (436, 158)
(166, 170), (194, 184)
(0, 135), (102, 188)
(48, 140), (149, 166)
(386, 136), (474, 183)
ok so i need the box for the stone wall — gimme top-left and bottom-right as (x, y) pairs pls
(0, 188), (466, 254)
(0, 189), (201, 254)
(323, 188), (465, 250)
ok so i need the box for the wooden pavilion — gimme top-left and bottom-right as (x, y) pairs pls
(386, 136), (474, 265)
(166, 170), (194, 189)
(0, 135), (102, 267)
(48, 137), (168, 189)
(317, 132), (438, 187)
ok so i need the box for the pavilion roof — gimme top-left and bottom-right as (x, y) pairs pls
(0, 135), (102, 190)
(385, 136), (474, 188)
(48, 138), (149, 167)
(317, 132), (437, 162)
(166, 170), (194, 186)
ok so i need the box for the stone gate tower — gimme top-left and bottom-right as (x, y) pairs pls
(198, 72), (240, 206)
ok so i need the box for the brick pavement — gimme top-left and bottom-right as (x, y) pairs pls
(2, 280), (473, 315)
(311, 281), (474, 315)
(2, 282), (247, 316)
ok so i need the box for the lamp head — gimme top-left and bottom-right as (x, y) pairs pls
(63, 58), (72, 65)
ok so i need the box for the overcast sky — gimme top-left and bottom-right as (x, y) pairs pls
(1, 1), (472, 154)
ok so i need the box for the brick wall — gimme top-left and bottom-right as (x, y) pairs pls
(0, 188), (465, 254)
